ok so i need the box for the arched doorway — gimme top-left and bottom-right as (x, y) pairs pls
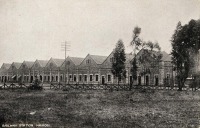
(56, 76), (58, 82)
(40, 75), (42, 81)
(30, 76), (33, 83)
(145, 75), (149, 85)
(4, 76), (7, 83)
(155, 75), (159, 86)
(52, 76), (54, 82)
(101, 76), (105, 85)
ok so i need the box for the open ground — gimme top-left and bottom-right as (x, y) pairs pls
(0, 88), (200, 128)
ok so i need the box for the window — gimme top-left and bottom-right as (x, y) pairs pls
(95, 75), (99, 81)
(69, 75), (72, 81)
(110, 57), (114, 62)
(90, 75), (93, 81)
(86, 59), (91, 64)
(50, 63), (53, 68)
(108, 75), (111, 82)
(84, 75), (87, 82)
(166, 74), (170, 78)
(79, 75), (82, 81)
(66, 61), (70, 65)
(74, 75), (76, 82)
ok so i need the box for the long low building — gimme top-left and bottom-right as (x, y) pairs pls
(0, 49), (175, 85)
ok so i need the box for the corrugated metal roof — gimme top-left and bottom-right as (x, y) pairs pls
(2, 63), (11, 69)
(37, 60), (48, 67)
(69, 57), (84, 65)
(13, 62), (22, 69)
(90, 55), (107, 64)
(24, 61), (34, 68)
(52, 58), (65, 67)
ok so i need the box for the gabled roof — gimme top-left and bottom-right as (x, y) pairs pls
(69, 57), (84, 65)
(12, 62), (22, 69)
(126, 53), (134, 63)
(37, 60), (48, 67)
(135, 49), (172, 62)
(2, 63), (11, 69)
(90, 55), (107, 64)
(161, 51), (172, 61)
(52, 58), (65, 67)
(23, 61), (34, 68)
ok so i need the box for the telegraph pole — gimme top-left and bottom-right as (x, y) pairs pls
(61, 41), (70, 86)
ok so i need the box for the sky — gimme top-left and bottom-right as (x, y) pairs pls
(0, 0), (200, 66)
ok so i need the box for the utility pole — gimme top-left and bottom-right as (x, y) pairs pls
(61, 41), (70, 86)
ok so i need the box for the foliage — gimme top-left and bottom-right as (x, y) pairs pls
(111, 40), (126, 84)
(130, 58), (137, 84)
(171, 19), (200, 91)
(130, 26), (162, 86)
(146, 41), (161, 51)
(130, 26), (142, 54)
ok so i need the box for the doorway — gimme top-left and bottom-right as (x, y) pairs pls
(146, 75), (149, 85)
(130, 76), (133, 84)
(30, 76), (33, 83)
(102, 76), (105, 85)
(155, 76), (159, 86)
(40, 75), (42, 81)
(138, 76), (141, 85)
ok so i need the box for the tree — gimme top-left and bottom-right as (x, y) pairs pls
(171, 19), (200, 91)
(145, 41), (162, 62)
(130, 58), (137, 86)
(130, 26), (162, 87)
(112, 40), (126, 84)
(130, 26), (142, 55)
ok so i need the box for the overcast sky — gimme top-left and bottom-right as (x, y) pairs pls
(0, 0), (200, 66)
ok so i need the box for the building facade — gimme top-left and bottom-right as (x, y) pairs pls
(0, 50), (174, 85)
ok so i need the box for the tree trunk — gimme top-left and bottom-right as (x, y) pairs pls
(178, 79), (184, 91)
(178, 82), (182, 91)
(117, 77), (119, 85)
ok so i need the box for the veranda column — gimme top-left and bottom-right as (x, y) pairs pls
(33, 70), (35, 80)
(111, 72), (114, 84)
(99, 69), (101, 84)
(6, 72), (9, 82)
(126, 69), (129, 84)
(28, 70), (31, 83)
(16, 71), (19, 81)
(50, 70), (52, 82)
(42, 71), (44, 83)
(22, 73), (24, 83)
(58, 70), (60, 83)
(76, 69), (78, 83)
(87, 70), (89, 84)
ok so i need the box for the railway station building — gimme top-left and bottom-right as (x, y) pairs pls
(0, 49), (175, 86)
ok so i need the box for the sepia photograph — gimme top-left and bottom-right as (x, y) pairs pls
(0, 0), (200, 127)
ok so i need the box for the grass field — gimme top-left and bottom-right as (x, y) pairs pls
(0, 88), (200, 128)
